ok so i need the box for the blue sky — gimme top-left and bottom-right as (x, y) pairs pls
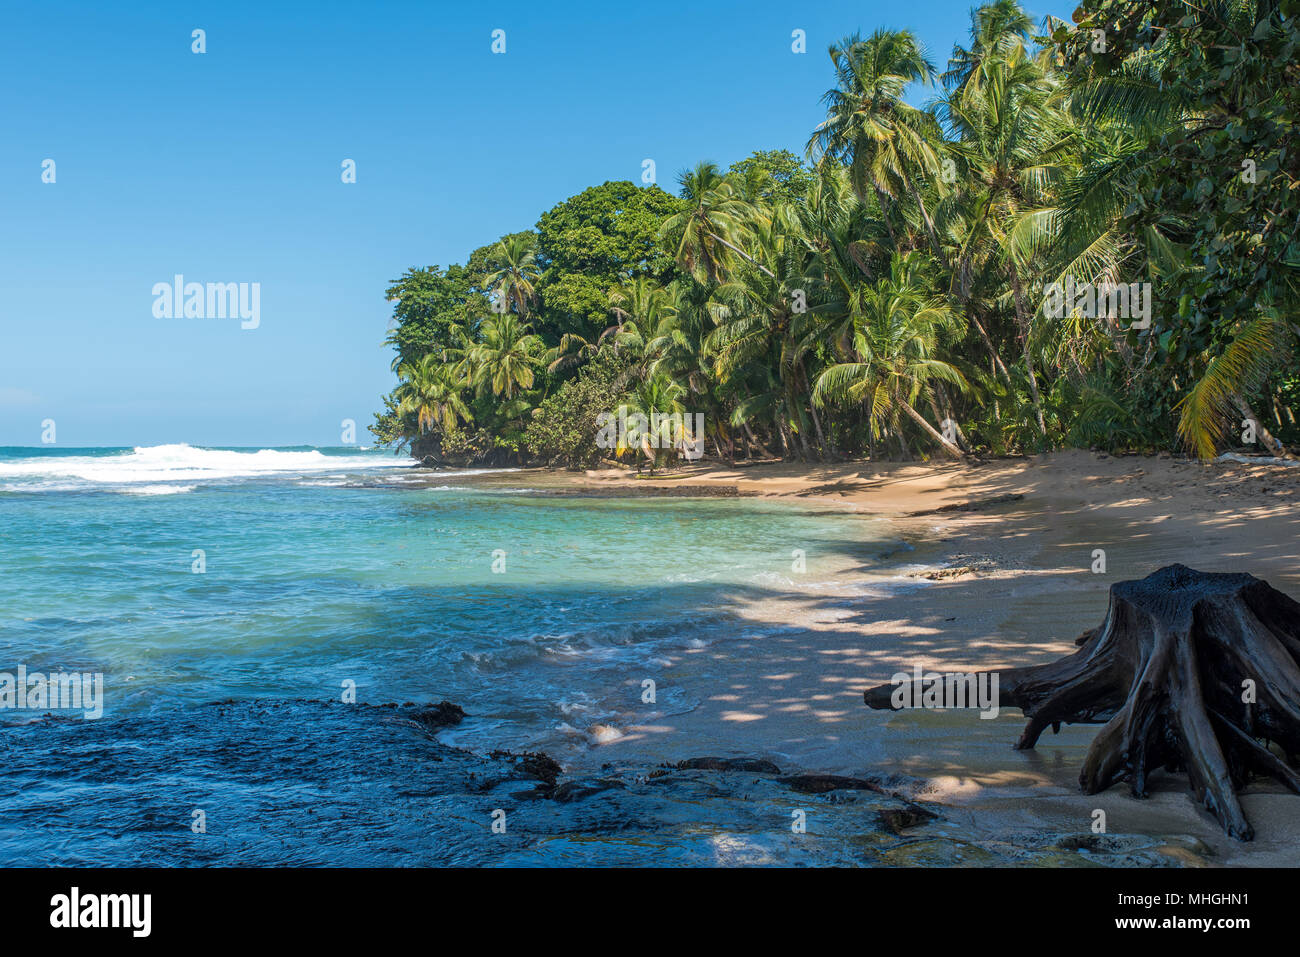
(0, 0), (1074, 447)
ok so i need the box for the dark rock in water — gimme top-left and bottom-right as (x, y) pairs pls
(777, 773), (888, 795)
(674, 756), (782, 774)
(877, 806), (937, 833)
(489, 749), (562, 787)
(409, 701), (465, 730)
(510, 776), (627, 802)
(1056, 834), (1108, 852)
(4, 698), (1187, 865)
(549, 778), (627, 802)
(529, 485), (747, 499)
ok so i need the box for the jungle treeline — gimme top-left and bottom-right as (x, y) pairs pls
(372, 0), (1300, 469)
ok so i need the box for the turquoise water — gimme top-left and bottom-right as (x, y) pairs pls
(0, 445), (914, 865)
(0, 446), (874, 723)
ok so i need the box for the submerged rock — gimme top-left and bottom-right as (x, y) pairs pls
(1, 698), (1196, 866)
(777, 773), (888, 794)
(548, 778), (627, 802)
(673, 756), (782, 774)
(878, 806), (938, 833)
(409, 701), (466, 731)
(489, 749), (563, 787)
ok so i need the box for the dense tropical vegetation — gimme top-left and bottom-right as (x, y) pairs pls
(373, 0), (1300, 468)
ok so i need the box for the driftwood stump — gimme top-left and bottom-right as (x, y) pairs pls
(865, 565), (1300, 840)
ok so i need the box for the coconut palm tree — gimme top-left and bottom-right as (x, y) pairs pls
(941, 0), (1033, 93)
(939, 39), (1074, 437)
(396, 354), (472, 435)
(809, 29), (949, 262)
(484, 233), (542, 318)
(618, 373), (689, 474)
(1176, 308), (1295, 460)
(469, 313), (542, 400)
(707, 207), (830, 459)
(812, 252), (969, 457)
(659, 163), (767, 284)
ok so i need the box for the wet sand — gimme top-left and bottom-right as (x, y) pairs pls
(445, 450), (1300, 865)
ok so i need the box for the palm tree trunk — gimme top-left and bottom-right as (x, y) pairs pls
(932, 384), (972, 452)
(871, 184), (901, 249)
(1231, 392), (1291, 458)
(705, 232), (775, 278)
(1006, 261), (1049, 437)
(791, 404), (812, 460)
(900, 400), (967, 459)
(806, 392), (826, 460)
(968, 310), (1012, 388)
(743, 421), (774, 459)
(803, 367), (830, 460)
(904, 173), (949, 269)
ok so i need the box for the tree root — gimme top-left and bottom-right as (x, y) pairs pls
(864, 564), (1300, 840)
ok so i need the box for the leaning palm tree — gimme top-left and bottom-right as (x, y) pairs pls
(812, 253), (969, 458)
(470, 312), (542, 400)
(484, 233), (542, 318)
(659, 163), (767, 284)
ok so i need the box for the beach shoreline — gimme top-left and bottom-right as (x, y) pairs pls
(414, 450), (1300, 865)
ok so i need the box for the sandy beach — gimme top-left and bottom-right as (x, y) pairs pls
(456, 451), (1300, 865)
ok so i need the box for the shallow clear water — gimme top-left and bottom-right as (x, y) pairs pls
(0, 447), (881, 728)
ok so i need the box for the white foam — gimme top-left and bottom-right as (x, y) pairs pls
(123, 484), (198, 496)
(0, 444), (410, 489)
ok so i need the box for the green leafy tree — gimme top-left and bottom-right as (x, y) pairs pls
(534, 181), (683, 341)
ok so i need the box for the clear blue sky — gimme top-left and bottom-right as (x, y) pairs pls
(0, 0), (1073, 447)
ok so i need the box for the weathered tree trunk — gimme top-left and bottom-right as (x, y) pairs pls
(1232, 391), (1291, 458)
(871, 182), (901, 250)
(865, 565), (1300, 840)
(900, 399), (966, 459)
(904, 172), (949, 270)
(743, 422), (773, 459)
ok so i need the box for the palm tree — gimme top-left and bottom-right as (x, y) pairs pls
(484, 233), (542, 318)
(659, 163), (768, 284)
(1176, 309), (1294, 460)
(812, 252), (969, 457)
(941, 0), (1033, 93)
(396, 354), (471, 435)
(809, 29), (948, 262)
(708, 208), (831, 459)
(470, 313), (542, 400)
(619, 373), (688, 474)
(939, 37), (1074, 437)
